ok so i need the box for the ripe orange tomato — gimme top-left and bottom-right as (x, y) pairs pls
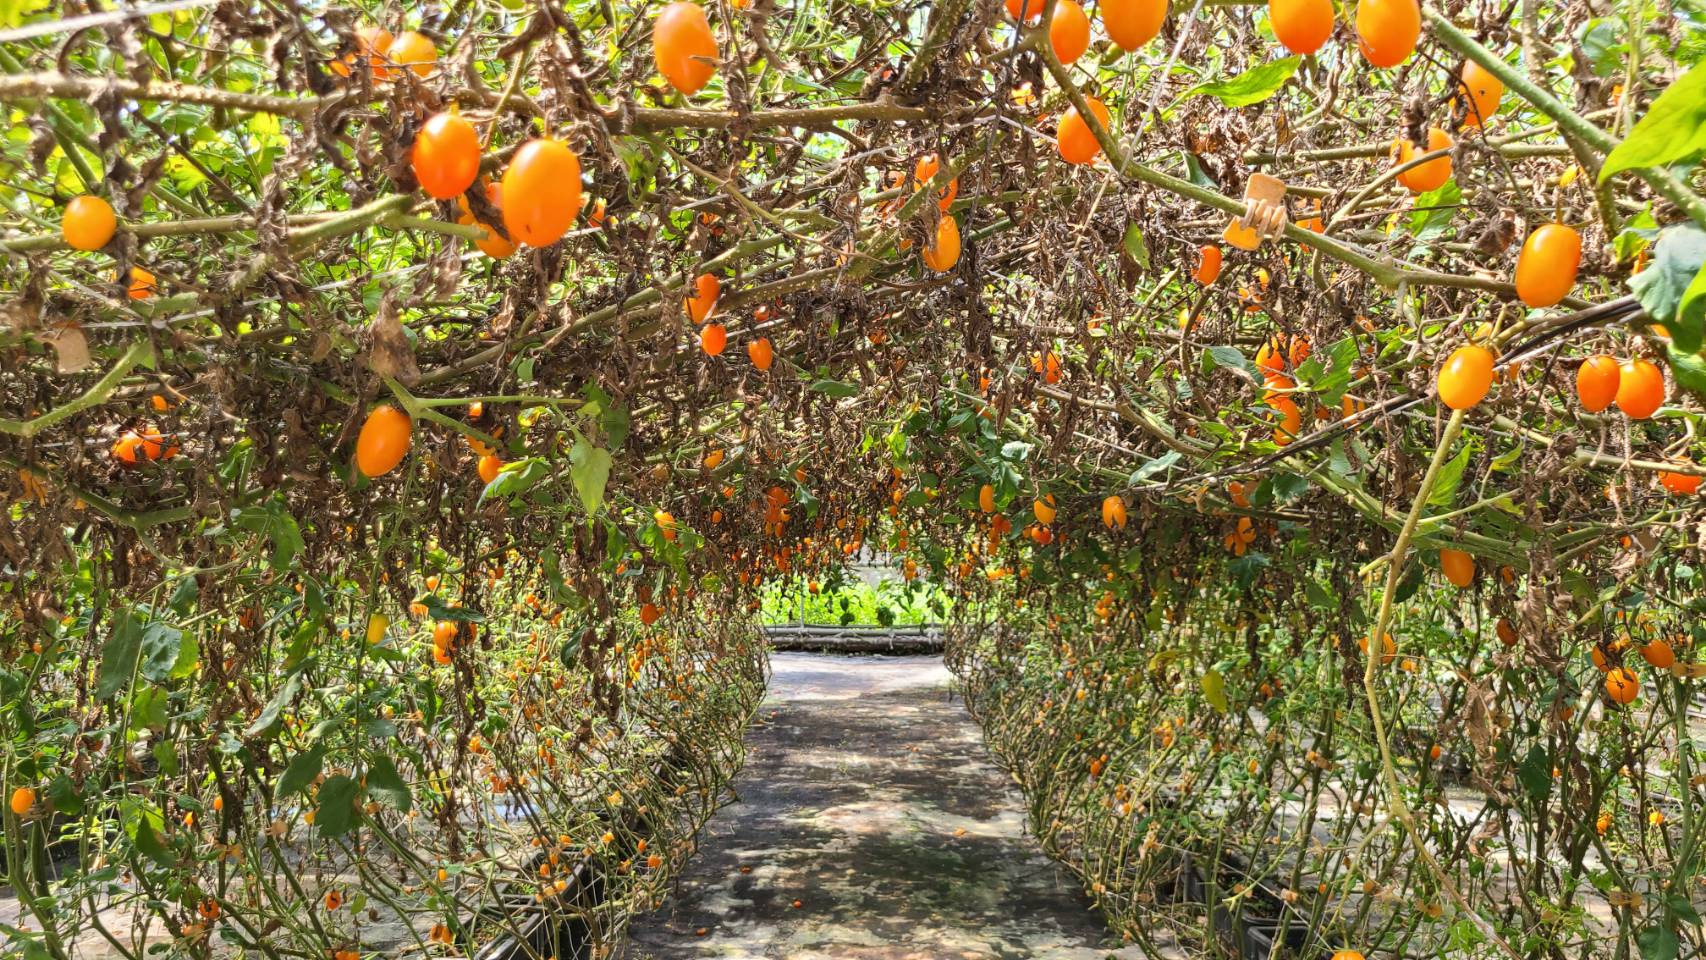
(1033, 495), (1057, 524)
(9, 787), (33, 817)
(332, 26), (394, 80)
(1614, 358), (1664, 419)
(500, 139), (582, 248)
(748, 337), (775, 371)
(1005, 0), (1044, 22)
(1513, 223), (1581, 308)
(1101, 495), (1127, 529)
(412, 111), (481, 200)
(1102, 0), (1168, 51)
(1391, 127), (1453, 193)
(1641, 638), (1676, 669)
(1194, 244), (1222, 285)
(1440, 548), (1473, 588)
(913, 153), (958, 211)
(388, 30), (436, 78)
(653, 2), (719, 95)
(477, 454), (503, 485)
(1496, 618), (1517, 646)
(1458, 60), (1503, 128)
(1057, 97), (1112, 165)
(1034, 350), (1063, 383)
(1360, 632), (1396, 665)
(700, 322), (728, 356)
(1659, 467), (1701, 496)
(63, 195), (117, 251)
(432, 621), (458, 651)
(112, 424), (176, 466)
(457, 182), (517, 259)
(1267, 394), (1301, 444)
(1604, 666), (1639, 705)
(922, 215), (961, 272)
(126, 267), (157, 300)
(1437, 345), (1495, 410)
(355, 405), (413, 478)
(687, 273), (721, 323)
(1269, 0), (1334, 55)
(1049, 0), (1091, 64)
(1574, 355), (1620, 413)
(1354, 0), (1418, 67)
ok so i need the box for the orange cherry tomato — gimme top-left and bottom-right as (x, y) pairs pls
(921, 216), (961, 272)
(1102, 0), (1169, 51)
(1355, 0), (1419, 67)
(355, 405), (413, 478)
(500, 139), (583, 248)
(1437, 345), (1495, 410)
(1269, 0), (1334, 55)
(1513, 223), (1581, 308)
(62, 195), (117, 251)
(1614, 358), (1664, 419)
(1057, 97), (1112, 165)
(1574, 355), (1620, 413)
(1049, 0), (1091, 64)
(412, 111), (481, 200)
(653, 2), (719, 95)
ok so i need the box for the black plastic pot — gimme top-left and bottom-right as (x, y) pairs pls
(1241, 914), (1314, 960)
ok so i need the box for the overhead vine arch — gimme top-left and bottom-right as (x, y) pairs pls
(2, 0), (1706, 957)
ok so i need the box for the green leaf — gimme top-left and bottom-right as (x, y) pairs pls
(364, 755), (412, 813)
(600, 402), (631, 450)
(244, 669), (304, 737)
(139, 621), (184, 683)
(1613, 208), (1659, 263)
(1637, 925), (1680, 960)
(568, 440), (613, 514)
(1270, 472), (1310, 502)
(1667, 342), (1706, 401)
(232, 500), (304, 572)
(1427, 444), (1474, 508)
(809, 379), (860, 398)
(477, 457), (549, 507)
(1577, 19), (1625, 78)
(1599, 60), (1706, 183)
(97, 611), (144, 701)
(1201, 345), (1259, 380)
(1664, 893), (1701, 925)
(131, 686), (169, 731)
(1131, 451), (1181, 483)
(277, 745), (326, 799)
(314, 774), (361, 838)
(1516, 744), (1552, 802)
(1629, 224), (1706, 353)
(122, 800), (173, 867)
(1406, 181), (1461, 241)
(1180, 56), (1301, 108)
(422, 593), (485, 623)
(1122, 222), (1150, 268)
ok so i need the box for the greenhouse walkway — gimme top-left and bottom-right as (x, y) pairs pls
(626, 652), (1161, 959)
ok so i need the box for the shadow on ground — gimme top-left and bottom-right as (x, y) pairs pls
(624, 652), (1151, 959)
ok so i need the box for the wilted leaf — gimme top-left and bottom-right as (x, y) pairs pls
(366, 296), (419, 386)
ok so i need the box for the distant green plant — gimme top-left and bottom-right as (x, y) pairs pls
(758, 576), (952, 626)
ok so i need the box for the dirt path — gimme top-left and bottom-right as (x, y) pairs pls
(625, 652), (1155, 959)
